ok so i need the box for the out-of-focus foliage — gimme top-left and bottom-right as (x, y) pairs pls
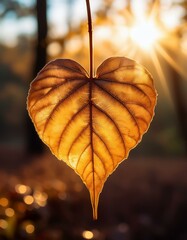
(0, 0), (34, 18)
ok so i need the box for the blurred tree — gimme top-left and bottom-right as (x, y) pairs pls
(170, 64), (187, 154)
(0, 0), (47, 155)
(26, 0), (48, 155)
(0, 0), (34, 18)
(168, 1), (187, 153)
(66, 0), (76, 30)
(147, 0), (187, 154)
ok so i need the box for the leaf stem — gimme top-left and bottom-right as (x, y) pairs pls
(86, 0), (94, 78)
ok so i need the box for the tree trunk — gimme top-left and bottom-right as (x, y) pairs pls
(26, 0), (47, 155)
(170, 67), (187, 154)
(162, 46), (187, 155)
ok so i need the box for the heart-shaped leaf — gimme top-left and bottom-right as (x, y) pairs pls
(27, 57), (157, 219)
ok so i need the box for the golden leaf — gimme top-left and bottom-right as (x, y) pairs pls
(27, 57), (157, 219)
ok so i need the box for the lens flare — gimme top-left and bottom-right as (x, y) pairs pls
(130, 19), (162, 50)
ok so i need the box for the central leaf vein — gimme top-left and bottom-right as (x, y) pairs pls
(88, 77), (96, 217)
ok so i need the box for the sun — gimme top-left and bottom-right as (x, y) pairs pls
(130, 18), (162, 51)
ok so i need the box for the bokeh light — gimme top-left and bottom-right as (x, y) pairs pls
(15, 184), (31, 195)
(33, 190), (48, 207)
(23, 195), (34, 205)
(0, 198), (9, 207)
(0, 219), (8, 230)
(25, 223), (35, 234)
(22, 221), (35, 234)
(47, 42), (62, 57)
(82, 230), (94, 239)
(5, 208), (15, 217)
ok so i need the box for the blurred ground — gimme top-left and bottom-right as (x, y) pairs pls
(0, 149), (187, 239)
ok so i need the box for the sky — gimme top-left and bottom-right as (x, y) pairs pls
(0, 0), (185, 47)
(0, 0), (102, 47)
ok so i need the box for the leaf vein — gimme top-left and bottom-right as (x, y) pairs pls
(92, 103), (126, 156)
(76, 144), (90, 173)
(56, 104), (89, 155)
(39, 64), (87, 76)
(94, 152), (107, 177)
(42, 82), (87, 137)
(35, 76), (86, 83)
(98, 64), (139, 77)
(67, 124), (89, 162)
(82, 161), (92, 178)
(30, 79), (87, 111)
(85, 170), (102, 184)
(96, 78), (152, 106)
(93, 130), (115, 168)
(94, 83), (141, 139)
(125, 102), (152, 117)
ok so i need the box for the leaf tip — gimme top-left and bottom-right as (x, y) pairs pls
(92, 204), (98, 220)
(89, 188), (99, 220)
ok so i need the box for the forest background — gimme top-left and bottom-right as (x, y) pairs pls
(0, 0), (187, 239)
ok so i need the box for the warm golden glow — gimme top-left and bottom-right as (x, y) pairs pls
(181, 34), (187, 55)
(130, 19), (162, 50)
(156, 44), (187, 78)
(23, 195), (34, 205)
(82, 230), (94, 239)
(0, 219), (8, 229)
(15, 184), (31, 195)
(47, 42), (62, 57)
(25, 224), (35, 234)
(5, 208), (15, 217)
(161, 6), (183, 30)
(33, 191), (48, 207)
(0, 198), (9, 207)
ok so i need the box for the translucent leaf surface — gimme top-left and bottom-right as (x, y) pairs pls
(27, 57), (157, 219)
